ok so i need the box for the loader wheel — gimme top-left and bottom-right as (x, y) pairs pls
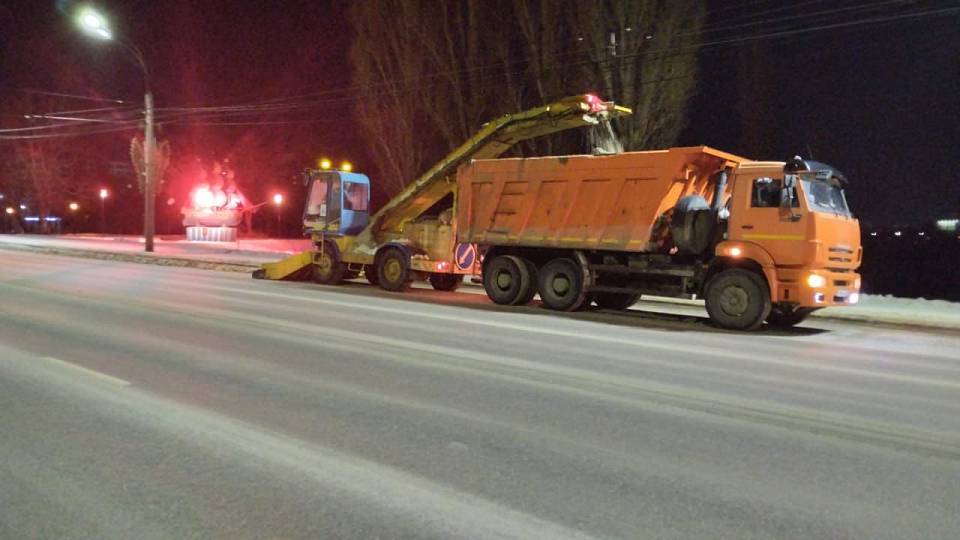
(429, 273), (461, 291)
(483, 255), (531, 305)
(705, 269), (771, 331)
(313, 247), (346, 285)
(766, 305), (817, 328)
(377, 248), (411, 291)
(593, 292), (640, 310)
(363, 264), (379, 286)
(538, 257), (589, 312)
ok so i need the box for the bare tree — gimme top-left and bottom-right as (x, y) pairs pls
(348, 0), (706, 196)
(348, 1), (435, 195)
(574, 0), (706, 150)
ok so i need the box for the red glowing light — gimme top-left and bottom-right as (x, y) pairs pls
(584, 93), (604, 112)
(193, 188), (215, 208)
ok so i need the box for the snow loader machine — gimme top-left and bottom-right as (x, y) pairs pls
(253, 94), (631, 291)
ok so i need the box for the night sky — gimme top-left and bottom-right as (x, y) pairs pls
(1, 0), (958, 226)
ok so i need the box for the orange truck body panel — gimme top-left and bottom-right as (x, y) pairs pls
(457, 146), (745, 251)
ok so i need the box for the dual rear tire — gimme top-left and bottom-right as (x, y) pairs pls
(483, 255), (536, 306)
(483, 255), (591, 311)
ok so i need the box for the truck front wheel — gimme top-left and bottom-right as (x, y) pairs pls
(483, 255), (532, 305)
(538, 257), (589, 311)
(705, 269), (771, 331)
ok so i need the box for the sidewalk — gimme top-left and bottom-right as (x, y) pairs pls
(2, 233), (957, 331)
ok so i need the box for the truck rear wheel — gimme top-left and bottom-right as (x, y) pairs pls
(515, 258), (539, 305)
(313, 245), (346, 285)
(377, 248), (412, 291)
(538, 257), (589, 311)
(593, 292), (640, 310)
(429, 273), (461, 291)
(705, 269), (771, 331)
(483, 255), (532, 305)
(766, 305), (816, 328)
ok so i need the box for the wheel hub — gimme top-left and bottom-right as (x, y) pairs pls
(551, 275), (571, 296)
(383, 260), (402, 283)
(317, 253), (333, 274)
(496, 271), (513, 290)
(719, 285), (749, 317)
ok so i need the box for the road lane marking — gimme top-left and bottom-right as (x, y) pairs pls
(40, 357), (131, 387)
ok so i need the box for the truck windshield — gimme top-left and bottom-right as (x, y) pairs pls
(801, 177), (851, 216)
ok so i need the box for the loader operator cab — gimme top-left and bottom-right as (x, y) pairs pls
(302, 170), (370, 236)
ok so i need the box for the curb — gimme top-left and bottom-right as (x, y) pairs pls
(0, 242), (261, 273)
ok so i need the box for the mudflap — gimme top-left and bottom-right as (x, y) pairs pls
(254, 250), (315, 281)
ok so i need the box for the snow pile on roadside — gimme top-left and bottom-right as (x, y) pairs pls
(817, 295), (960, 329)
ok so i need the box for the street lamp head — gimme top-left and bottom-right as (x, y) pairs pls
(273, 193), (283, 206)
(99, 188), (109, 199)
(69, 202), (80, 211)
(77, 7), (113, 40)
(5, 207), (14, 215)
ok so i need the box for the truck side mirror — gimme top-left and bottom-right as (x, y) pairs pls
(301, 170), (312, 186)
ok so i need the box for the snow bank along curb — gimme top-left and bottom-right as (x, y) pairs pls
(636, 295), (960, 331)
(0, 241), (261, 273)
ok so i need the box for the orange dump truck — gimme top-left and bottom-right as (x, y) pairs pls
(457, 146), (861, 330)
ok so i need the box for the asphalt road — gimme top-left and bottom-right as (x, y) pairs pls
(2, 249), (958, 539)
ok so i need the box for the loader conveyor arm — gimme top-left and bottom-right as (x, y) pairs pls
(367, 95), (632, 234)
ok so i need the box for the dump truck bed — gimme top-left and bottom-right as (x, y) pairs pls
(456, 146), (747, 252)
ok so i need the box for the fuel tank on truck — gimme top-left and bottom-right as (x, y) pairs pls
(457, 146), (746, 253)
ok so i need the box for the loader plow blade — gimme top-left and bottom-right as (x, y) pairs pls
(253, 250), (314, 281)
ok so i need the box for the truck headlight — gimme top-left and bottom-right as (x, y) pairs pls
(807, 274), (826, 288)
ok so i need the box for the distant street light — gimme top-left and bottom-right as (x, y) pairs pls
(76, 7), (156, 252)
(5, 207), (13, 215)
(69, 202), (79, 211)
(99, 188), (108, 234)
(273, 193), (283, 237)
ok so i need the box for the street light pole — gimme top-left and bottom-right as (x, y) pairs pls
(143, 91), (155, 251)
(76, 8), (156, 252)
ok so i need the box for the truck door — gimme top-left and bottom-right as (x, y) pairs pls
(729, 174), (806, 266)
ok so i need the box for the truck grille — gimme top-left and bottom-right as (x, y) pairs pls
(828, 245), (854, 263)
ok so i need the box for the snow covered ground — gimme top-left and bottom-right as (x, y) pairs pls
(815, 294), (960, 329)
(2, 233), (957, 330)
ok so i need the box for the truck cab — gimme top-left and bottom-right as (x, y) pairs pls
(716, 158), (861, 325)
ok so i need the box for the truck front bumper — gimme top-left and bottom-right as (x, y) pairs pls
(776, 269), (861, 307)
